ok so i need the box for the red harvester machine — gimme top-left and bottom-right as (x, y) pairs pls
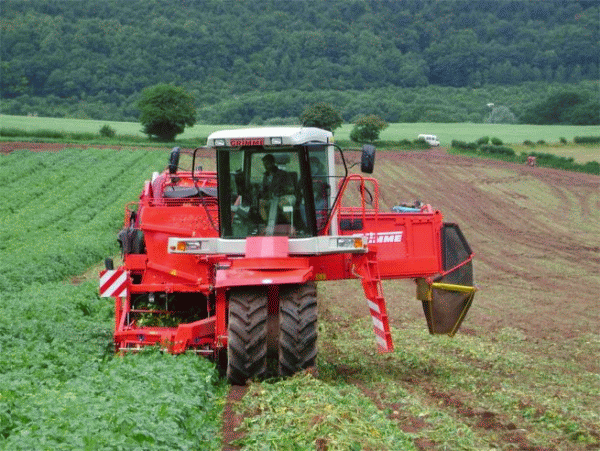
(100, 127), (476, 384)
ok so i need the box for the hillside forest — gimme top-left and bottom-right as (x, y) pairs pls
(1, 0), (598, 124)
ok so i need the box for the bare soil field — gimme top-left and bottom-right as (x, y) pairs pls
(343, 148), (600, 344)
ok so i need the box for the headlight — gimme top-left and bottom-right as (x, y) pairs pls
(337, 237), (364, 249)
(171, 240), (202, 252)
(270, 137), (283, 145)
(184, 240), (202, 251)
(214, 138), (226, 146)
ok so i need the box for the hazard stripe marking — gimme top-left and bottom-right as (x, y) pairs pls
(356, 254), (395, 353)
(367, 300), (380, 313)
(368, 306), (392, 351)
(374, 334), (387, 349)
(100, 270), (122, 290)
(371, 316), (384, 332)
(99, 269), (128, 297)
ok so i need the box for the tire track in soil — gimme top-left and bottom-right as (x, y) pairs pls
(221, 384), (248, 451)
(420, 387), (554, 451)
(422, 386), (600, 451)
(323, 336), (553, 451)
(317, 312), (439, 451)
(337, 361), (561, 451)
(347, 377), (438, 451)
(316, 342), (436, 450)
(318, 308), (598, 451)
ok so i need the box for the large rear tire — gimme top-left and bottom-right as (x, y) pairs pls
(279, 282), (318, 377)
(227, 287), (268, 385)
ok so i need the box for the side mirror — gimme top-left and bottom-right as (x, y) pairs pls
(169, 147), (181, 174)
(361, 144), (376, 174)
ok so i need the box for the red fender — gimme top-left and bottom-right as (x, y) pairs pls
(215, 236), (313, 288)
(215, 265), (312, 288)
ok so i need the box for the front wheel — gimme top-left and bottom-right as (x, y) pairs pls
(278, 282), (318, 377)
(227, 287), (268, 385)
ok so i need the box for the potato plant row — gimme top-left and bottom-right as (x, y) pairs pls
(0, 148), (226, 450)
(0, 149), (159, 292)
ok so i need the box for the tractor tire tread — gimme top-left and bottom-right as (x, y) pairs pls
(279, 282), (318, 377)
(227, 287), (268, 385)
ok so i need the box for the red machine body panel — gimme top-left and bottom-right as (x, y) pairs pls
(138, 205), (217, 286)
(338, 211), (443, 279)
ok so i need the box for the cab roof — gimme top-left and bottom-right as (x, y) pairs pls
(206, 127), (333, 147)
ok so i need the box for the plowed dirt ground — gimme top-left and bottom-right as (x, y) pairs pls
(340, 148), (600, 343)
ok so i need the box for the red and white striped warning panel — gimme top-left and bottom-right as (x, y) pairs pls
(99, 269), (128, 298)
(367, 299), (394, 352)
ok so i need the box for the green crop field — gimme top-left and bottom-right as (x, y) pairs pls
(1, 114), (148, 137)
(511, 143), (600, 164)
(2, 114), (599, 145)
(0, 148), (226, 450)
(1, 144), (598, 450)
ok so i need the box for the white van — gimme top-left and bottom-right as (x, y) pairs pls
(417, 134), (440, 147)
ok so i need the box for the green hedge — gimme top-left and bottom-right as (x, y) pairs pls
(450, 136), (599, 175)
(480, 145), (515, 156)
(574, 136), (600, 144)
(451, 140), (478, 151)
(346, 138), (430, 150)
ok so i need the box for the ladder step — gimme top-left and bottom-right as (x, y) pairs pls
(355, 253), (394, 353)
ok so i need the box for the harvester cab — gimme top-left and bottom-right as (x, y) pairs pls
(212, 128), (335, 239)
(100, 126), (476, 384)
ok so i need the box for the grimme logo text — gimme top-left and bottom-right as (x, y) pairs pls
(366, 231), (403, 244)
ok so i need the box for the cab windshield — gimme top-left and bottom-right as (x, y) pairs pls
(217, 146), (330, 238)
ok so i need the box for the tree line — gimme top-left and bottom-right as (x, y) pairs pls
(1, 0), (598, 124)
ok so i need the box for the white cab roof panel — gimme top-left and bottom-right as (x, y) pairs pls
(207, 127), (332, 147)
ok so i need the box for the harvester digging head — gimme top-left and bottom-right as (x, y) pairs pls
(417, 224), (476, 336)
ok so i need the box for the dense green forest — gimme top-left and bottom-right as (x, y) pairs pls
(1, 0), (598, 124)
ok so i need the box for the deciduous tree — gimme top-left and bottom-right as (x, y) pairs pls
(138, 84), (196, 141)
(299, 103), (343, 132)
(350, 115), (388, 143)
